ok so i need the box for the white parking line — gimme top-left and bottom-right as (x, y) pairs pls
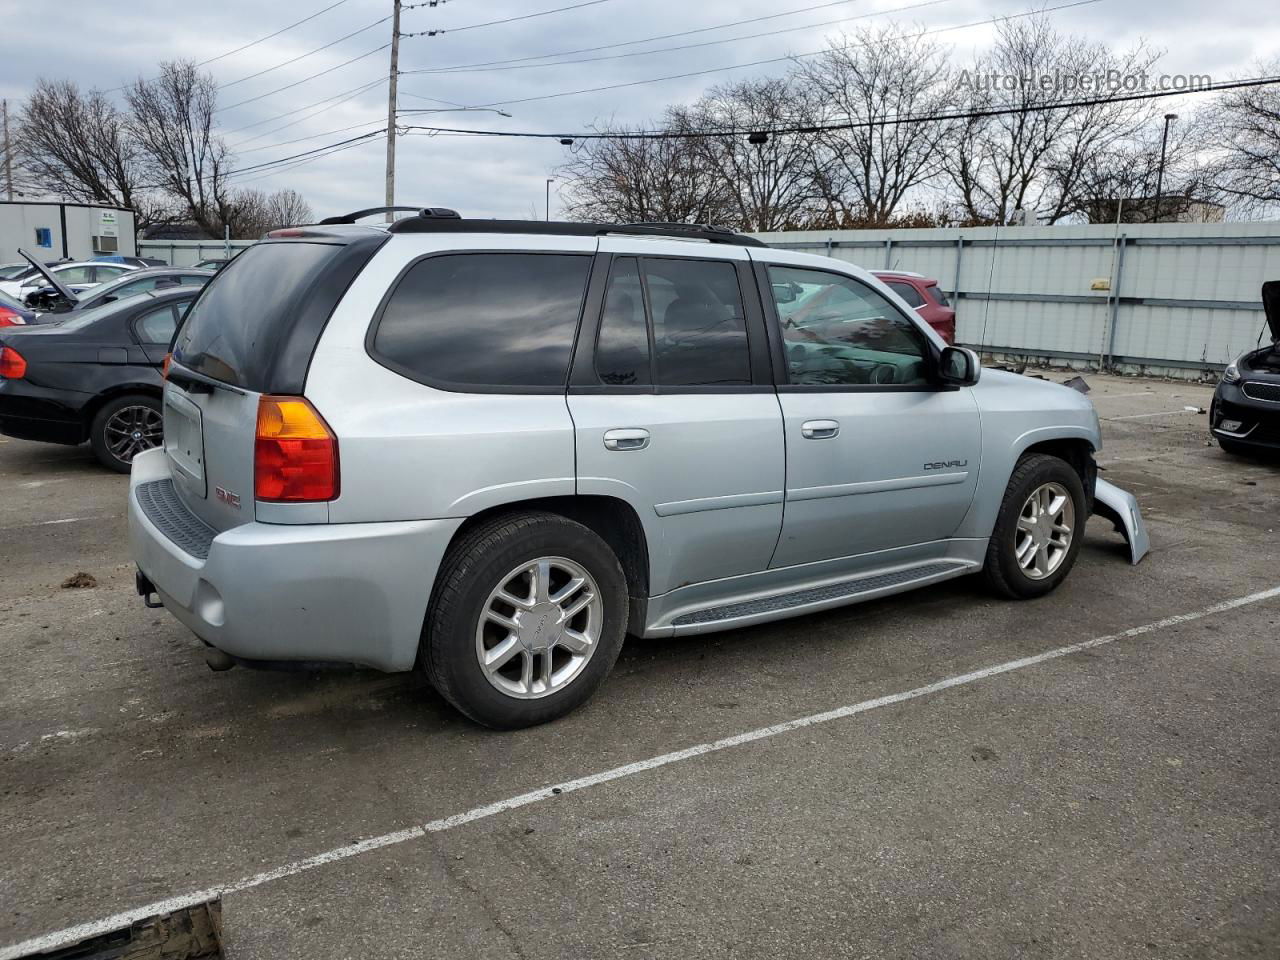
(1106, 410), (1199, 421)
(4, 584), (1279, 960)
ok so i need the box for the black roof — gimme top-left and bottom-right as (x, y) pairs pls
(385, 216), (766, 247)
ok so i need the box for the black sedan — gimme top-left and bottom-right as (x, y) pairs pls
(0, 286), (200, 472)
(1211, 280), (1280, 457)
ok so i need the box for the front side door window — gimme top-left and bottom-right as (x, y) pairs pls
(769, 266), (930, 387)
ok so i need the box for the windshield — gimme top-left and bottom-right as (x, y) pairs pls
(42, 292), (169, 332)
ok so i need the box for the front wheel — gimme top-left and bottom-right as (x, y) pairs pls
(89, 393), (163, 473)
(982, 453), (1087, 600)
(422, 512), (628, 729)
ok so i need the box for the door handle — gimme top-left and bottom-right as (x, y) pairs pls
(603, 428), (650, 451)
(801, 419), (840, 440)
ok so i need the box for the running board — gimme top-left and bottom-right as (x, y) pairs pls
(666, 560), (976, 635)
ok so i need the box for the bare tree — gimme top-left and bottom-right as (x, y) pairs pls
(559, 114), (732, 224)
(216, 187), (316, 238)
(1067, 113), (1218, 222)
(794, 24), (958, 226)
(126, 60), (235, 236)
(1205, 62), (1280, 217)
(17, 79), (170, 228)
(265, 188), (313, 228)
(676, 77), (822, 231)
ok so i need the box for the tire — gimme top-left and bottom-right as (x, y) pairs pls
(981, 453), (1087, 600)
(422, 511), (629, 729)
(89, 393), (163, 473)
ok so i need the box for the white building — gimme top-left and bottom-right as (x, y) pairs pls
(0, 201), (137, 263)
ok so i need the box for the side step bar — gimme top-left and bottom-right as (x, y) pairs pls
(665, 560), (976, 635)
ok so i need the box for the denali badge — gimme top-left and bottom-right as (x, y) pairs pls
(923, 460), (968, 470)
(215, 486), (242, 509)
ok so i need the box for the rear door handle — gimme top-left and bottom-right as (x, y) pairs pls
(603, 428), (650, 451)
(801, 419), (840, 440)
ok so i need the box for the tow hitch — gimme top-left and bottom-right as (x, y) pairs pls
(135, 570), (165, 609)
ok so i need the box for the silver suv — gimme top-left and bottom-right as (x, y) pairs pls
(129, 212), (1148, 728)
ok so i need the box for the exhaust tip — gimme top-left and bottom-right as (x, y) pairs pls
(203, 647), (236, 672)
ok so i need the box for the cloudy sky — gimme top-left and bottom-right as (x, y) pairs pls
(1, 0), (1275, 220)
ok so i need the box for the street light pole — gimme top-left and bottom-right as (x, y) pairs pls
(545, 178), (554, 222)
(1153, 112), (1177, 224)
(384, 0), (401, 223)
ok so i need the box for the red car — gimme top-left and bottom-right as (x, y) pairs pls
(873, 270), (956, 344)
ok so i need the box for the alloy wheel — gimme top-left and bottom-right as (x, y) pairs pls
(475, 556), (603, 699)
(1014, 481), (1075, 580)
(104, 405), (163, 463)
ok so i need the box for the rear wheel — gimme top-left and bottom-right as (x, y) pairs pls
(89, 393), (163, 473)
(982, 453), (1087, 600)
(423, 511), (628, 729)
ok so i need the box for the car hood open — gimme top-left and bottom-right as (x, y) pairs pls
(1263, 280), (1279, 343)
(18, 248), (80, 306)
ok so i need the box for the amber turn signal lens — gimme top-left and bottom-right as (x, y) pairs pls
(161, 353), (172, 379)
(254, 396), (339, 502)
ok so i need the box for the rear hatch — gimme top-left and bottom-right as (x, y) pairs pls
(164, 234), (386, 532)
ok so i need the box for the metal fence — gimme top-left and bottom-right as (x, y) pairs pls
(755, 222), (1280, 378)
(138, 238), (256, 267)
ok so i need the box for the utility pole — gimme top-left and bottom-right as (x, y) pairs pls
(545, 178), (554, 221)
(1153, 113), (1177, 224)
(2, 99), (13, 201)
(384, 0), (402, 222)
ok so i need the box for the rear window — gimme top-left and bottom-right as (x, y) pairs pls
(370, 252), (591, 390)
(885, 280), (926, 308)
(172, 242), (341, 388)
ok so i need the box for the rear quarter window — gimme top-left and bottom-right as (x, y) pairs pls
(172, 241), (343, 388)
(369, 252), (592, 391)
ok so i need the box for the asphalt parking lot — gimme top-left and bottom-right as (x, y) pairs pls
(1, 371), (1278, 959)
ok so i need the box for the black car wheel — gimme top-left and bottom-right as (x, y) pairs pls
(90, 394), (163, 473)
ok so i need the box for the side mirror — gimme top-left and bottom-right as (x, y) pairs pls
(938, 346), (980, 387)
(102, 295), (118, 303)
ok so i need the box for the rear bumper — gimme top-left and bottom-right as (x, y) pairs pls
(128, 448), (463, 671)
(0, 382), (87, 445)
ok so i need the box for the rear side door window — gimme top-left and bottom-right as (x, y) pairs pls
(885, 280), (925, 308)
(592, 256), (753, 388)
(371, 252), (592, 391)
(594, 257), (651, 386)
(134, 303), (179, 344)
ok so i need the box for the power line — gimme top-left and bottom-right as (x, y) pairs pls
(404, 0), (862, 74)
(227, 133), (384, 185)
(419, 0), (956, 75)
(227, 78), (386, 145)
(401, 0), (623, 38)
(234, 118), (387, 154)
(219, 16), (391, 89)
(399, 74), (1280, 141)
(216, 44), (389, 112)
(221, 77), (385, 135)
(199, 0), (354, 66)
(135, 128), (387, 191)
(466, 0), (1102, 108)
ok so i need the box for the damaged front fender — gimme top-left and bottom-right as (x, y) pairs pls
(1092, 477), (1150, 565)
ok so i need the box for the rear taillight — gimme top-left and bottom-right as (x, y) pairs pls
(0, 346), (27, 379)
(0, 307), (25, 327)
(254, 395), (339, 502)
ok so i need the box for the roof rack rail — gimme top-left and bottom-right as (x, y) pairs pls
(317, 206), (450, 225)
(385, 217), (766, 247)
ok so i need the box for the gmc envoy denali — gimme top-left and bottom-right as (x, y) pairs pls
(129, 209), (1148, 728)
